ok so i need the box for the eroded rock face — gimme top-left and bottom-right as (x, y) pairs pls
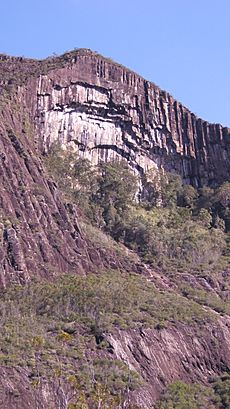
(0, 90), (137, 284)
(0, 103), (90, 285)
(109, 316), (230, 407)
(0, 313), (229, 409)
(32, 49), (230, 186)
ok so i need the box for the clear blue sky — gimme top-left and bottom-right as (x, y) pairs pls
(1, 0), (229, 126)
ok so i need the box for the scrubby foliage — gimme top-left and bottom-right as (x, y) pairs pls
(0, 271), (210, 352)
(154, 380), (217, 409)
(211, 374), (230, 409)
(45, 145), (230, 275)
(180, 285), (230, 315)
(0, 272), (147, 407)
(0, 271), (214, 407)
(154, 377), (230, 409)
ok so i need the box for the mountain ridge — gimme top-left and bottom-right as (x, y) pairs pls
(0, 48), (228, 127)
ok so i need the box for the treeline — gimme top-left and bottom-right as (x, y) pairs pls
(45, 145), (230, 274)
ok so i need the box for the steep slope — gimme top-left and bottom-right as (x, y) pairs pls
(5, 48), (228, 187)
(0, 102), (89, 284)
(0, 50), (230, 409)
(0, 269), (229, 409)
(1, 49), (230, 188)
(0, 86), (136, 284)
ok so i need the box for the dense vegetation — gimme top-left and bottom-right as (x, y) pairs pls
(155, 377), (230, 409)
(0, 273), (143, 408)
(45, 144), (230, 275)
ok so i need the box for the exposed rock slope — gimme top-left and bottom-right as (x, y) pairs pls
(0, 50), (229, 409)
(33, 49), (230, 186)
(1, 49), (230, 188)
(0, 86), (136, 284)
(0, 97), (90, 284)
(0, 271), (230, 409)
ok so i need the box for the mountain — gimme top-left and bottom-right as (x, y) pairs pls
(0, 49), (229, 408)
(1, 49), (230, 184)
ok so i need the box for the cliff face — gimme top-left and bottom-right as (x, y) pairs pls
(1, 49), (229, 188)
(31, 49), (230, 187)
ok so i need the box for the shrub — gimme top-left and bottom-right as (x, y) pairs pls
(155, 380), (217, 409)
(211, 374), (230, 408)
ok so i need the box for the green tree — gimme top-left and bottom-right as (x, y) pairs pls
(213, 182), (230, 232)
(142, 171), (182, 208)
(141, 168), (164, 207)
(178, 185), (198, 209)
(197, 186), (215, 210)
(161, 173), (182, 208)
(44, 143), (76, 201)
(215, 182), (230, 207)
(95, 161), (138, 234)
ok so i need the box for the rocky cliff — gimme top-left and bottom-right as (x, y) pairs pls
(0, 49), (230, 408)
(1, 49), (230, 188)
(30, 49), (230, 187)
(0, 58), (138, 285)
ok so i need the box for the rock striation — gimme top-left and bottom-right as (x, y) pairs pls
(1, 313), (230, 409)
(109, 316), (230, 408)
(32, 49), (230, 187)
(1, 49), (229, 188)
(0, 70), (136, 285)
